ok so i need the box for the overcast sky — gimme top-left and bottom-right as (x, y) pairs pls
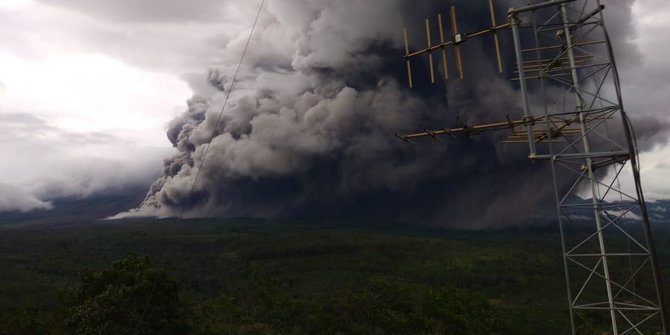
(0, 0), (668, 214)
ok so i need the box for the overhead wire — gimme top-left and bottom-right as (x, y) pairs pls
(132, 1), (266, 334)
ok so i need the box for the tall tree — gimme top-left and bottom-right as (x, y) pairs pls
(64, 254), (190, 335)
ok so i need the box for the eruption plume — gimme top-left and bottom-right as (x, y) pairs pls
(116, 0), (667, 228)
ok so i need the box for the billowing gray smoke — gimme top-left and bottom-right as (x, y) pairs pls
(117, 0), (667, 228)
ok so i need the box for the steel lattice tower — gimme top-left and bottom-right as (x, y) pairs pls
(399, 0), (667, 333)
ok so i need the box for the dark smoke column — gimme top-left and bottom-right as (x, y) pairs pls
(115, 0), (666, 228)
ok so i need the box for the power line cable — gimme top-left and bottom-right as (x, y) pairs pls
(132, 1), (265, 333)
(190, 0), (266, 202)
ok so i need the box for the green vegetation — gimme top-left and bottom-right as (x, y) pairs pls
(0, 219), (668, 334)
(64, 254), (190, 335)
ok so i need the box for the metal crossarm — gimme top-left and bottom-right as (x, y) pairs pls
(397, 1), (668, 333)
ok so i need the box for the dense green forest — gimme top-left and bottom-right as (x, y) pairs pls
(0, 219), (668, 334)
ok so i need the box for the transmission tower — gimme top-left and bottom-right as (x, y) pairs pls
(399, 0), (668, 333)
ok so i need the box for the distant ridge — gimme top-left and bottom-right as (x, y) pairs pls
(0, 187), (147, 228)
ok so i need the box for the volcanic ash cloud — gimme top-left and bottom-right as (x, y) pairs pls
(116, 0), (668, 227)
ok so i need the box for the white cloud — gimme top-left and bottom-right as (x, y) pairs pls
(593, 143), (670, 203)
(0, 0), (33, 10)
(0, 52), (191, 145)
(0, 183), (52, 212)
(637, 144), (670, 200)
(0, 112), (174, 203)
(0, 1), (194, 211)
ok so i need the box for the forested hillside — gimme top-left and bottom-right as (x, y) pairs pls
(1, 219), (668, 334)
